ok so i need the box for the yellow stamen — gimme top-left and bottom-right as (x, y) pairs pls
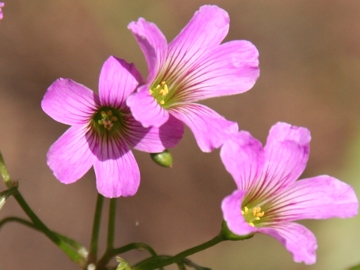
(149, 81), (170, 105)
(241, 205), (265, 227)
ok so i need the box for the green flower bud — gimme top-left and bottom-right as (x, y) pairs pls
(150, 149), (173, 168)
(220, 221), (254, 241)
(116, 257), (131, 270)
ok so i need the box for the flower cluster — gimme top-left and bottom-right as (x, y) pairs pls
(41, 4), (358, 265)
(42, 5), (259, 196)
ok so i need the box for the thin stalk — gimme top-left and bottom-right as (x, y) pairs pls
(14, 191), (86, 265)
(132, 233), (225, 270)
(0, 152), (15, 189)
(107, 198), (117, 250)
(87, 193), (104, 264)
(97, 242), (158, 269)
(1, 153), (86, 265)
(0, 216), (87, 257)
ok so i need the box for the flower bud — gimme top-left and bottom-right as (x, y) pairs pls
(150, 149), (173, 168)
(116, 257), (131, 270)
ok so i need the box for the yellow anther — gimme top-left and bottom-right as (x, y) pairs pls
(160, 84), (169, 95)
(150, 81), (170, 105)
(107, 110), (113, 116)
(252, 207), (264, 218)
(242, 205), (265, 227)
(111, 116), (118, 122)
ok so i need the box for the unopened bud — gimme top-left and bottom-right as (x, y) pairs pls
(150, 149), (173, 168)
(116, 257), (131, 270)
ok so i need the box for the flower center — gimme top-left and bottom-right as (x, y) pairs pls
(91, 107), (123, 136)
(241, 206), (265, 227)
(149, 81), (170, 106)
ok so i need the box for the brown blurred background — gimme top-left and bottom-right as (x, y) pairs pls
(1, 0), (360, 269)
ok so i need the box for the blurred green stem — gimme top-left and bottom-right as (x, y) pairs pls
(0, 152), (86, 266)
(132, 233), (225, 270)
(87, 193), (104, 264)
(107, 198), (117, 250)
(97, 242), (159, 269)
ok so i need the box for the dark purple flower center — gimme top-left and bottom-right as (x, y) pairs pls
(91, 107), (123, 136)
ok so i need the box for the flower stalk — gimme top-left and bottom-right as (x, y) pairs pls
(0, 152), (86, 266)
(132, 233), (226, 270)
(87, 193), (105, 264)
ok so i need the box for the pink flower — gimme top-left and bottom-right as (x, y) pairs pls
(221, 122), (358, 264)
(41, 56), (183, 198)
(126, 5), (259, 152)
(0, 2), (4, 20)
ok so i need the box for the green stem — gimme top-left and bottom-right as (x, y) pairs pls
(88, 193), (104, 264)
(1, 153), (86, 265)
(0, 152), (14, 189)
(97, 242), (158, 269)
(107, 198), (117, 250)
(132, 233), (225, 270)
(0, 186), (18, 209)
(0, 216), (36, 230)
(14, 191), (85, 265)
(0, 216), (87, 257)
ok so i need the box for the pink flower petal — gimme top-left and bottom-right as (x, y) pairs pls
(259, 223), (317, 265)
(167, 5), (230, 77)
(220, 131), (265, 191)
(124, 114), (184, 152)
(176, 40), (259, 103)
(42, 78), (99, 125)
(93, 137), (140, 198)
(170, 103), (238, 152)
(99, 56), (143, 108)
(126, 85), (170, 128)
(258, 122), (311, 197)
(0, 2), (4, 20)
(128, 18), (167, 84)
(47, 126), (95, 184)
(221, 190), (258, 236)
(272, 175), (358, 221)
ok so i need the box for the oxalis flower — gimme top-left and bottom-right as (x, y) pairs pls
(126, 5), (259, 152)
(221, 122), (358, 264)
(41, 56), (183, 198)
(0, 3), (4, 20)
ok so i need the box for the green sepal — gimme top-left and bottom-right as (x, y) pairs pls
(220, 221), (254, 241)
(150, 149), (173, 168)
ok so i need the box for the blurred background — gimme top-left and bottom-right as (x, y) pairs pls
(1, 0), (360, 269)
